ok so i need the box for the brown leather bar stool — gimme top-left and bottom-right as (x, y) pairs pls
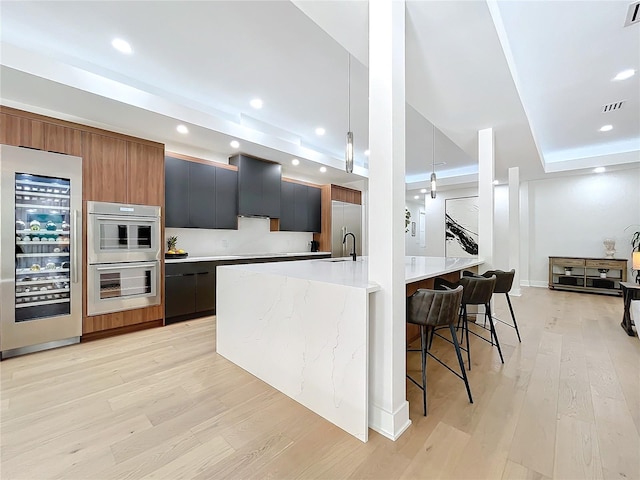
(406, 285), (472, 416)
(434, 274), (503, 370)
(470, 269), (521, 343)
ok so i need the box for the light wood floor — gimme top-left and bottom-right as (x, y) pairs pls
(1, 287), (638, 479)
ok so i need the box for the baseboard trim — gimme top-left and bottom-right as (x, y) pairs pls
(368, 400), (412, 441)
(81, 319), (163, 342)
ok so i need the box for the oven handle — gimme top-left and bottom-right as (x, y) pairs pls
(72, 209), (79, 283)
(96, 262), (158, 271)
(93, 215), (158, 223)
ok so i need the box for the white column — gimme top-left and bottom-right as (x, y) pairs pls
(508, 167), (521, 296)
(367, 0), (411, 440)
(478, 128), (494, 273)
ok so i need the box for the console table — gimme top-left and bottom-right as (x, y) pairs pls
(620, 282), (640, 336)
(548, 257), (627, 296)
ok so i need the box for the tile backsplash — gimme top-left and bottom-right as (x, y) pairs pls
(166, 217), (314, 256)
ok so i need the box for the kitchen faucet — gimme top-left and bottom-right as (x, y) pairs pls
(343, 232), (357, 261)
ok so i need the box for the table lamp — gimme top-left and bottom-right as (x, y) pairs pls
(634, 251), (640, 284)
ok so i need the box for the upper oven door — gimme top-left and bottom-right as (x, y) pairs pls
(87, 202), (161, 264)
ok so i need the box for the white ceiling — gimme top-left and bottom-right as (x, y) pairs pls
(1, 1), (638, 200)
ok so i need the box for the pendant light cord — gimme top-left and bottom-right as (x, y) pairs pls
(348, 54), (351, 131)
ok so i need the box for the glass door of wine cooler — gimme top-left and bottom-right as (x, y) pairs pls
(15, 173), (73, 322)
(1, 145), (82, 358)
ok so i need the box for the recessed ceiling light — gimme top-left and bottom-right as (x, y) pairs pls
(594, 166), (606, 173)
(230, 140), (240, 149)
(364, 150), (370, 156)
(319, 166), (327, 173)
(613, 69), (635, 81)
(250, 98), (263, 109)
(420, 188), (427, 194)
(291, 158), (300, 166)
(414, 195), (419, 200)
(111, 38), (133, 55)
(493, 180), (499, 185)
(315, 127), (325, 136)
(599, 125), (613, 132)
(176, 124), (188, 134)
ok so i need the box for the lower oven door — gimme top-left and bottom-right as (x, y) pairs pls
(88, 261), (160, 316)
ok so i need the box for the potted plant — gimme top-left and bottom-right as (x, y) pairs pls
(564, 266), (572, 276)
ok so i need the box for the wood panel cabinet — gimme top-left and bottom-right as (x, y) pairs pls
(127, 143), (164, 206)
(548, 256), (627, 296)
(82, 132), (128, 203)
(44, 123), (82, 156)
(165, 156), (238, 229)
(0, 113), (45, 150)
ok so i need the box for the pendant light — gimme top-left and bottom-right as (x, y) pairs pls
(345, 54), (354, 173)
(430, 124), (437, 199)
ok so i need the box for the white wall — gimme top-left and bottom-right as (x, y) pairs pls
(493, 185), (510, 270)
(166, 217), (313, 257)
(405, 200), (426, 256)
(525, 168), (640, 286)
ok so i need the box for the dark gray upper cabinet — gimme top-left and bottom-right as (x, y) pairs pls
(307, 186), (322, 233)
(279, 181), (296, 231)
(165, 156), (190, 228)
(165, 156), (238, 229)
(215, 167), (238, 229)
(279, 181), (322, 233)
(229, 154), (281, 218)
(189, 161), (216, 229)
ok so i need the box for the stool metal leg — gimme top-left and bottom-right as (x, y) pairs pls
(505, 293), (521, 342)
(486, 303), (504, 363)
(420, 325), (428, 416)
(463, 305), (471, 370)
(450, 324), (473, 404)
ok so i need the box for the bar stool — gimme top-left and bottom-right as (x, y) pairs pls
(469, 269), (521, 342)
(434, 274), (503, 370)
(406, 285), (472, 416)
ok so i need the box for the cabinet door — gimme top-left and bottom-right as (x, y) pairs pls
(44, 123), (82, 156)
(0, 114), (45, 150)
(83, 133), (127, 203)
(188, 162), (216, 228)
(262, 162), (282, 218)
(195, 271), (216, 312)
(294, 183), (308, 232)
(165, 273), (196, 318)
(215, 167), (238, 229)
(307, 186), (322, 233)
(127, 143), (164, 206)
(279, 181), (296, 231)
(165, 156), (190, 228)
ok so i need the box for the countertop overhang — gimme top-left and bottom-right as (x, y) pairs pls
(165, 251), (331, 264)
(218, 256), (484, 292)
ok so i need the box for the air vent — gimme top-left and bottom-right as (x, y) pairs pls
(602, 101), (625, 113)
(625, 1), (640, 26)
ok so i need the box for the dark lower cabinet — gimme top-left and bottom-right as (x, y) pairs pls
(165, 254), (330, 324)
(165, 262), (217, 324)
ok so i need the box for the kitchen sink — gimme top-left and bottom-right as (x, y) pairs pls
(320, 258), (364, 263)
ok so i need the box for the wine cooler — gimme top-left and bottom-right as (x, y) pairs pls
(0, 145), (83, 359)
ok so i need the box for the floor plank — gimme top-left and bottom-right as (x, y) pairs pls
(1, 287), (638, 480)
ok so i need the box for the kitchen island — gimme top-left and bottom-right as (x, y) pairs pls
(216, 256), (483, 442)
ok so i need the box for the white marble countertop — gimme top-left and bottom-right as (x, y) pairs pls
(219, 256), (484, 292)
(165, 251), (331, 264)
(404, 256), (484, 283)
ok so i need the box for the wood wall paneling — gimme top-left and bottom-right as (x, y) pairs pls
(83, 305), (164, 334)
(126, 142), (165, 206)
(0, 114), (45, 150)
(44, 123), (83, 156)
(82, 132), (127, 203)
(313, 184), (333, 252)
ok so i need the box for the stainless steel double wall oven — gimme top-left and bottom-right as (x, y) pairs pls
(87, 201), (161, 316)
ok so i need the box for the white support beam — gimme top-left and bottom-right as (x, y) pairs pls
(478, 128), (495, 273)
(367, 0), (411, 441)
(508, 166), (521, 296)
